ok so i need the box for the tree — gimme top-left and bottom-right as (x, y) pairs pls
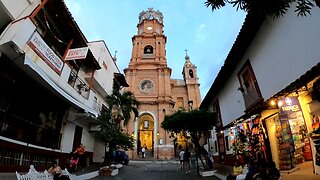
(95, 80), (139, 164)
(161, 109), (217, 171)
(105, 81), (140, 126)
(205, 0), (320, 17)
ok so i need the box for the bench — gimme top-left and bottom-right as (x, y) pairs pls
(16, 165), (76, 180)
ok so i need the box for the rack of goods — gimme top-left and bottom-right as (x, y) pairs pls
(276, 114), (295, 170)
(288, 111), (310, 164)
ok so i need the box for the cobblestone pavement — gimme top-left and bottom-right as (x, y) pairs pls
(91, 161), (220, 180)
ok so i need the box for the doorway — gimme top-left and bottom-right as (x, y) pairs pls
(73, 125), (83, 151)
(138, 114), (154, 158)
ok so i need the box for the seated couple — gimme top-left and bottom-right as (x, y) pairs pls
(48, 161), (70, 180)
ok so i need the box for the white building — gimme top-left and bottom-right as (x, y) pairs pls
(0, 0), (122, 172)
(201, 5), (320, 174)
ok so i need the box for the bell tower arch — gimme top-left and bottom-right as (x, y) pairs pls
(129, 8), (168, 66)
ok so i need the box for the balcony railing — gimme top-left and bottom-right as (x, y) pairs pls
(68, 73), (90, 99)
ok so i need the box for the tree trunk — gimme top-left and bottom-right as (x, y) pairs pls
(191, 135), (210, 171)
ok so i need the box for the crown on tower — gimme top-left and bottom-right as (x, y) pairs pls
(139, 8), (163, 24)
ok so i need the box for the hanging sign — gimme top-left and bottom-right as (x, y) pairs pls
(64, 47), (89, 60)
(280, 97), (301, 114)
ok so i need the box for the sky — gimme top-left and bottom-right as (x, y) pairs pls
(64, 0), (246, 99)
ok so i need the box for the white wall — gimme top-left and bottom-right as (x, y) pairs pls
(0, 0), (39, 20)
(244, 7), (320, 101)
(60, 122), (76, 153)
(88, 41), (122, 162)
(217, 70), (247, 127)
(88, 40), (119, 95)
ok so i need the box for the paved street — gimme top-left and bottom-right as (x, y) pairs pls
(91, 161), (220, 180)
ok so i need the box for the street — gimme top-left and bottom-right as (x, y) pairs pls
(91, 161), (220, 180)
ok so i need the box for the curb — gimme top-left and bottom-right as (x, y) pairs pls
(75, 170), (99, 180)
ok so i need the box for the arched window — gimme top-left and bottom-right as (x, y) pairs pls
(189, 69), (194, 78)
(144, 45), (153, 54)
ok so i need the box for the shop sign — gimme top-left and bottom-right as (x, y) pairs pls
(28, 32), (63, 75)
(280, 97), (301, 113)
(64, 47), (89, 60)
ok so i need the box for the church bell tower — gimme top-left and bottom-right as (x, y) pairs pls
(124, 8), (201, 159)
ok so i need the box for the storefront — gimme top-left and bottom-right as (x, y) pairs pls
(263, 78), (320, 175)
(226, 115), (268, 165)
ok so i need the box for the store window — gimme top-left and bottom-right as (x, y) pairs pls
(237, 60), (263, 110)
(275, 96), (311, 170)
(0, 61), (67, 149)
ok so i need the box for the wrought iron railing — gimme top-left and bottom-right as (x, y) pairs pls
(68, 72), (90, 99)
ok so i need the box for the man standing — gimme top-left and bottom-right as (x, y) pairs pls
(184, 149), (191, 173)
(179, 149), (185, 169)
(141, 147), (146, 158)
(74, 143), (86, 171)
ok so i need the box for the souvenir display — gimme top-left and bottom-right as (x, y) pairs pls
(276, 114), (295, 170)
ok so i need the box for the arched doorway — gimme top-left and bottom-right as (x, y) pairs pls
(137, 114), (154, 158)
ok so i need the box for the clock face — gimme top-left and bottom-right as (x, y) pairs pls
(147, 26), (153, 30)
(139, 80), (154, 93)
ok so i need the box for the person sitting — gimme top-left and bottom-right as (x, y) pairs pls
(266, 161), (281, 180)
(48, 161), (70, 180)
(244, 160), (259, 180)
(227, 161), (243, 180)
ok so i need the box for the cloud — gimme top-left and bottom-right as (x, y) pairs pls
(65, 0), (83, 18)
(195, 24), (206, 42)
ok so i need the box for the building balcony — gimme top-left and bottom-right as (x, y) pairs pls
(0, 18), (98, 117)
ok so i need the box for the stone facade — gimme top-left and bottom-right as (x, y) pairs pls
(124, 8), (201, 159)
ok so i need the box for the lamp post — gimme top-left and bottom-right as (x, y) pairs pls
(157, 131), (160, 159)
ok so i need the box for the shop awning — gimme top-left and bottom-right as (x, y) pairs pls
(222, 114), (260, 130)
(23, 56), (98, 117)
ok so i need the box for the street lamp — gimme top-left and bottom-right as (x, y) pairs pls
(157, 132), (160, 159)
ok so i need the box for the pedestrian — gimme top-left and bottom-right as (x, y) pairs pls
(190, 151), (196, 169)
(184, 149), (191, 173)
(179, 149), (185, 170)
(74, 143), (86, 171)
(141, 147), (146, 158)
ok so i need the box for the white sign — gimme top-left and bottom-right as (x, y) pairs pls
(64, 47), (89, 60)
(28, 32), (64, 74)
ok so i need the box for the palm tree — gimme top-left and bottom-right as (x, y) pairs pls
(95, 80), (140, 164)
(105, 81), (140, 126)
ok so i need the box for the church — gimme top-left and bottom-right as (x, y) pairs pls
(124, 8), (201, 159)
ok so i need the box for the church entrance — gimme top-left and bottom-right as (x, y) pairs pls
(137, 114), (154, 158)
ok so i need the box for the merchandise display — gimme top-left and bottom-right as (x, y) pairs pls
(276, 114), (295, 170)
